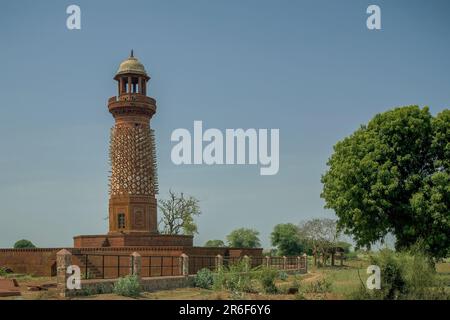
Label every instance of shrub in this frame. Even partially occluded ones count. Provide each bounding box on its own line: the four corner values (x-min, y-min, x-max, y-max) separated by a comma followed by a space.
213, 261, 254, 293
258, 267, 278, 294
13, 239, 35, 249
304, 277, 332, 294
351, 248, 450, 300
278, 271, 288, 281
113, 275, 141, 297
195, 268, 214, 289
373, 250, 407, 300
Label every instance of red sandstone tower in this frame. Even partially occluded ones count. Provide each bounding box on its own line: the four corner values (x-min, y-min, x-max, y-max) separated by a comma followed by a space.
107, 51, 159, 235
73, 52, 194, 248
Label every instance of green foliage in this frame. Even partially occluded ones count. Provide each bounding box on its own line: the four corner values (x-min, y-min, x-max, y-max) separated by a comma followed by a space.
204, 240, 226, 247
226, 228, 261, 248
298, 218, 340, 259
345, 251, 359, 260
195, 268, 215, 289
278, 270, 288, 281
158, 190, 201, 235
270, 223, 303, 256
113, 275, 141, 297
257, 267, 279, 294
351, 248, 450, 300
13, 239, 36, 249
304, 278, 332, 294
336, 241, 352, 254
0, 267, 7, 277
321, 106, 450, 258
213, 260, 255, 293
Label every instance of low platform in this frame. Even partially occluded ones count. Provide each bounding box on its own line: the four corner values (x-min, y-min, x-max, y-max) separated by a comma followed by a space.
73, 233, 193, 248
0, 278, 21, 297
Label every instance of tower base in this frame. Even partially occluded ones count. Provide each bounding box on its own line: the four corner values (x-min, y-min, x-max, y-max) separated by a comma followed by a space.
73, 233, 193, 248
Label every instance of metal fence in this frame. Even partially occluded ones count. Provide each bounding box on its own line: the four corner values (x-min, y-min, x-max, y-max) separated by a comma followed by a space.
141, 256, 181, 277
72, 253, 130, 279
73, 253, 307, 280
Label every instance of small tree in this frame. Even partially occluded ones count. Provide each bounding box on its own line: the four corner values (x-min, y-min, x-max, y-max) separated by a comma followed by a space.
13, 239, 36, 249
158, 190, 201, 235
204, 240, 226, 247
270, 223, 303, 256
226, 228, 261, 248
298, 219, 339, 266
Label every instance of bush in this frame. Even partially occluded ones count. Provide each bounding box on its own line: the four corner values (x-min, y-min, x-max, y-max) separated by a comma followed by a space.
213, 261, 254, 293
258, 267, 279, 294
278, 271, 288, 281
351, 248, 450, 300
13, 239, 35, 249
195, 268, 214, 289
113, 275, 141, 297
304, 278, 332, 294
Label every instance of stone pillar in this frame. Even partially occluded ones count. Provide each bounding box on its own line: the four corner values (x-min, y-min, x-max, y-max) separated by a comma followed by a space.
128, 76, 132, 94
56, 249, 72, 298
215, 255, 223, 272
303, 253, 308, 273
180, 254, 189, 276
265, 256, 270, 268
130, 252, 142, 280
283, 256, 287, 270
243, 255, 250, 272
297, 256, 302, 272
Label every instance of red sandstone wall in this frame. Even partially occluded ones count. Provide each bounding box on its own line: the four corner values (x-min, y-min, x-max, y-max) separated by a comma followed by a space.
0, 246, 263, 277
0, 248, 62, 276
73, 234, 193, 248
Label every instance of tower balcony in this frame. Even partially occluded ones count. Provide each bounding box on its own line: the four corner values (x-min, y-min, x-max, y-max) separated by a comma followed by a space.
108, 94, 156, 117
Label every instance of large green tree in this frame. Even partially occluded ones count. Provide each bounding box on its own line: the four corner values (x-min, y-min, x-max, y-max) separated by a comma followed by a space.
321, 106, 450, 258
226, 228, 261, 248
270, 223, 303, 256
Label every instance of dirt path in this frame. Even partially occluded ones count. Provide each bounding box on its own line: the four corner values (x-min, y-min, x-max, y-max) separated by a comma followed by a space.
299, 272, 322, 284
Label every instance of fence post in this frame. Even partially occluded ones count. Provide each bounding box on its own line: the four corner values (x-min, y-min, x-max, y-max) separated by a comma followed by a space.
130, 252, 142, 280
303, 253, 308, 273
265, 256, 270, 268
215, 254, 223, 272
56, 249, 72, 298
297, 256, 301, 272
283, 256, 287, 270
180, 254, 189, 276
243, 255, 250, 272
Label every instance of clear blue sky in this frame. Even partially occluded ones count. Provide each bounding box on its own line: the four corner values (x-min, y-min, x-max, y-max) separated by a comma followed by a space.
0, 0, 449, 248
